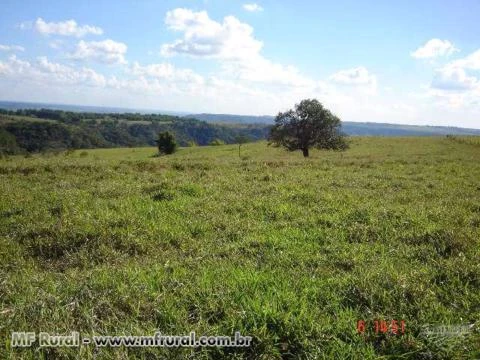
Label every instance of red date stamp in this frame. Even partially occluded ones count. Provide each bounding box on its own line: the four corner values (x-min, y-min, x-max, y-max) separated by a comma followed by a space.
357, 320, 406, 335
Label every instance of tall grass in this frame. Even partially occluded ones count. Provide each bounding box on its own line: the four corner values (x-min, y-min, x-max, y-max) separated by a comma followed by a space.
1, 137, 479, 359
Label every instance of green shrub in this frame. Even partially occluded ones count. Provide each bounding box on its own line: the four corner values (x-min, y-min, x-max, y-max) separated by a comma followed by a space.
156, 131, 177, 155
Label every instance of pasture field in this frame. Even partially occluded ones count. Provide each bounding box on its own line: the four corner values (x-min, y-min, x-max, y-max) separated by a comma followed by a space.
1, 137, 479, 359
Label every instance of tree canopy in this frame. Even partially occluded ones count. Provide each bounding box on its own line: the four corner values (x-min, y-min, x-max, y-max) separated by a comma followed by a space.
269, 99, 348, 157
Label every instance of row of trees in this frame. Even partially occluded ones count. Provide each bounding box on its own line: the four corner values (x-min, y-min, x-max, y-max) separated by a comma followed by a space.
0, 112, 269, 154
0, 108, 195, 125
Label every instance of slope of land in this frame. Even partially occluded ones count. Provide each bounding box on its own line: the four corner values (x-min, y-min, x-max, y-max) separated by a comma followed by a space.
0, 109, 269, 154
1, 137, 479, 359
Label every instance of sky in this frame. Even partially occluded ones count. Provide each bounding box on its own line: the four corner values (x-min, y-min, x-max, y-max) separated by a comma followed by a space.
0, 0, 479, 128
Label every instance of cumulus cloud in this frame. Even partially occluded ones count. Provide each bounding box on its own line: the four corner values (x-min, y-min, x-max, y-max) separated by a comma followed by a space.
70, 39, 127, 64
411, 39, 458, 59
161, 9, 319, 89
431, 66, 477, 91
161, 8, 263, 60
0, 55, 106, 87
222, 57, 317, 88
0, 56, 32, 76
0, 44, 25, 52
37, 56, 106, 86
32, 18, 103, 37
0, 54, 204, 96
243, 3, 263, 12
8, 9, 478, 127
425, 47, 480, 108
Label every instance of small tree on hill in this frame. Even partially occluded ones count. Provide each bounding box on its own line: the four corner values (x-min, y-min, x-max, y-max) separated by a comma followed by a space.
156, 131, 177, 155
269, 99, 348, 157
235, 135, 250, 157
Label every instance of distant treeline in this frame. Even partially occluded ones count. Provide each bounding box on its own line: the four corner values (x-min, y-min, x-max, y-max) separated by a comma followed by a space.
0, 109, 270, 154
190, 113, 480, 136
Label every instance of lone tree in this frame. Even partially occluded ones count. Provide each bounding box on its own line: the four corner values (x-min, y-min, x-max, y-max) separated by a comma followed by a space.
235, 135, 250, 157
156, 131, 177, 155
269, 99, 348, 157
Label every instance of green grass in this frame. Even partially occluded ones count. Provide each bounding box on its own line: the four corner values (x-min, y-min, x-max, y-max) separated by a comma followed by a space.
1, 137, 479, 359
446, 135, 480, 146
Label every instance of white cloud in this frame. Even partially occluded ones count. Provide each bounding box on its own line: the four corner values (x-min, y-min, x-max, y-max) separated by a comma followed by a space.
243, 3, 263, 12
0, 63, 8, 75
3, 9, 479, 128
0, 44, 25, 52
161, 8, 263, 60
33, 18, 103, 37
0, 55, 32, 76
161, 8, 316, 89
0, 55, 106, 87
423, 47, 480, 109
448, 49, 480, 70
411, 39, 458, 59
222, 58, 317, 88
431, 66, 477, 91
2, 53, 479, 128
70, 39, 127, 64
329, 67, 377, 95
330, 67, 375, 85
426, 87, 480, 109
130, 62, 204, 84
0, 55, 205, 95
36, 56, 106, 86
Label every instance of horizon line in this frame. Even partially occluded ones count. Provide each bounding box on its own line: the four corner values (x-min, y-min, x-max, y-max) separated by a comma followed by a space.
1, 99, 479, 131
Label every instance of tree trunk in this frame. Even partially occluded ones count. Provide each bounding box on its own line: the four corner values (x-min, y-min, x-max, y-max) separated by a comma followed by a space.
302, 148, 309, 157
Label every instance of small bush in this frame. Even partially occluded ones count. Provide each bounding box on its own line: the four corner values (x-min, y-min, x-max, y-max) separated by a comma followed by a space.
156, 131, 177, 155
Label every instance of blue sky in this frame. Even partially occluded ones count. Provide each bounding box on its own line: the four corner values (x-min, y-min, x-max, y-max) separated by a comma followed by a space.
0, 0, 479, 128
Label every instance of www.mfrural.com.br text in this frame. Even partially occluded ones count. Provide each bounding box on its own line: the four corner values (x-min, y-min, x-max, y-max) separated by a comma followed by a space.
10, 331, 252, 348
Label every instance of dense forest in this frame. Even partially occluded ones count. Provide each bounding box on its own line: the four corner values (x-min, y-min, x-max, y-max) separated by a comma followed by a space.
0, 109, 270, 154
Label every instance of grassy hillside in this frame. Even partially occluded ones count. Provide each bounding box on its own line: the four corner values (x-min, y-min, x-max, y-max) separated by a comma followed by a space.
1, 138, 479, 359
